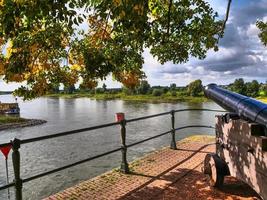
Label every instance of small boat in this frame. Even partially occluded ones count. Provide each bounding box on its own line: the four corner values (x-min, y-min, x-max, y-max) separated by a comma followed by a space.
4, 107, 20, 114
0, 103, 20, 114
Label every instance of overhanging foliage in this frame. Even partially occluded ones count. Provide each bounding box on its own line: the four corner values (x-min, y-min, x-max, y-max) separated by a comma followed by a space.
0, 0, 223, 99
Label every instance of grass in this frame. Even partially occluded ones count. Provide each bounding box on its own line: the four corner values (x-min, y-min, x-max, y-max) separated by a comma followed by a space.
0, 115, 28, 124
47, 92, 208, 103
180, 135, 215, 144
257, 96, 267, 103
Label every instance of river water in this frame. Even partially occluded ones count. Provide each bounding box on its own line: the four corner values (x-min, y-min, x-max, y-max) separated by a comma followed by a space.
0, 95, 222, 200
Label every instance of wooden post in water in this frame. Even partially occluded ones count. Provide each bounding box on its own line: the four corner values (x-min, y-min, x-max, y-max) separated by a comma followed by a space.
116, 113, 129, 174
12, 138, 22, 200
170, 110, 177, 150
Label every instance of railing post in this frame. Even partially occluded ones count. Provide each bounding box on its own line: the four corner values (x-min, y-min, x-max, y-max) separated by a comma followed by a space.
170, 110, 177, 150
12, 138, 22, 200
120, 119, 129, 173
116, 113, 129, 174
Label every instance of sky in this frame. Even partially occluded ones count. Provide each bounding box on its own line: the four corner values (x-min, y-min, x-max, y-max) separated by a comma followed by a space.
139, 0, 267, 87
1, 0, 267, 90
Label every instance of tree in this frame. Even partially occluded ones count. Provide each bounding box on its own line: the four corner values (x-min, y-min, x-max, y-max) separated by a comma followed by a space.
187, 79, 203, 96
170, 83, 176, 91
246, 80, 260, 97
49, 83, 60, 94
0, 0, 224, 99
136, 80, 151, 94
102, 83, 107, 92
257, 21, 267, 46
115, 70, 145, 91
64, 84, 76, 94
79, 77, 98, 90
230, 78, 247, 95
260, 82, 267, 96
152, 88, 163, 96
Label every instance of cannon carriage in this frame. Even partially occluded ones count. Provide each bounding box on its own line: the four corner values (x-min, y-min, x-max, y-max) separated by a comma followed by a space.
203, 84, 267, 200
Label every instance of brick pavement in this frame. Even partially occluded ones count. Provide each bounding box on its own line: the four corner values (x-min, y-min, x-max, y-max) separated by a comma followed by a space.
45, 136, 260, 200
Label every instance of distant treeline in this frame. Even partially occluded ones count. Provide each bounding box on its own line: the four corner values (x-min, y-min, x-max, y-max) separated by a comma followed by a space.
55, 78, 267, 98
50, 79, 205, 97
226, 78, 266, 97
3, 79, 267, 99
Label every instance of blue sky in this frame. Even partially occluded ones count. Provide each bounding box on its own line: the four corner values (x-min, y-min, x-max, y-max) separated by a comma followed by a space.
1, 0, 267, 90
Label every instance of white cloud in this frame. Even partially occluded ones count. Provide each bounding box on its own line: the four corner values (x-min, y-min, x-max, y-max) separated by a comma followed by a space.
246, 23, 260, 36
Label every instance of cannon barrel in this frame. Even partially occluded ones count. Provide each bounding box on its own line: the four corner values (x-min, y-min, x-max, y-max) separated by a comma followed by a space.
204, 84, 267, 127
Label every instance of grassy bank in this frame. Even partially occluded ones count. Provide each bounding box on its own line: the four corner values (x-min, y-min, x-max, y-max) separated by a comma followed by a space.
47, 92, 208, 103
46, 92, 267, 104
0, 115, 27, 124
257, 97, 267, 103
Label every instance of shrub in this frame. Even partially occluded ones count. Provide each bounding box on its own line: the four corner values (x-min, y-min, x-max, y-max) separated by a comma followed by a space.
95, 88, 104, 94
152, 89, 163, 96
246, 80, 260, 97
187, 79, 203, 96
136, 80, 151, 94
170, 90, 177, 97
163, 87, 169, 93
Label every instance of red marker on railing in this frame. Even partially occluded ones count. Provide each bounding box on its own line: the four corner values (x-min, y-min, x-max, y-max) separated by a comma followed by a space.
0, 145, 12, 200
116, 112, 125, 122
0, 145, 12, 160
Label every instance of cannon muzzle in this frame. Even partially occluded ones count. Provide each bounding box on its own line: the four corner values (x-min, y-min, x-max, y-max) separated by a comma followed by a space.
204, 84, 267, 127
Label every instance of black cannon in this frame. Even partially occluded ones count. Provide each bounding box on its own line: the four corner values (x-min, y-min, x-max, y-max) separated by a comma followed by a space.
203, 84, 267, 200
204, 83, 267, 128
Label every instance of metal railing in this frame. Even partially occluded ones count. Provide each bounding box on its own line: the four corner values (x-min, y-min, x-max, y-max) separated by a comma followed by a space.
0, 108, 225, 200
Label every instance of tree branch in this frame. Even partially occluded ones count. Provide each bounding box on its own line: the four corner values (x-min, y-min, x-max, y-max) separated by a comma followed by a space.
221, 0, 232, 36
162, 0, 172, 44
167, 0, 173, 37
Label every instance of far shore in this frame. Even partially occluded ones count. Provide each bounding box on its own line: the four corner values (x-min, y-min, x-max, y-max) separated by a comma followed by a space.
46, 93, 208, 103
46, 93, 267, 104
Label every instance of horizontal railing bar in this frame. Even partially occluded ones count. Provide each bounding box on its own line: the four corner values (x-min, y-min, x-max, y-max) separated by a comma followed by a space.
126, 111, 171, 123
175, 125, 215, 131
126, 109, 225, 123
173, 108, 226, 113
22, 147, 122, 183
127, 130, 172, 148
20, 121, 120, 145
0, 182, 15, 191
127, 125, 215, 148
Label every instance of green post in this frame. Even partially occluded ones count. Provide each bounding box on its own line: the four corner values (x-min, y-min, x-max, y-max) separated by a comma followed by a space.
170, 110, 177, 150
12, 138, 22, 200
120, 119, 129, 173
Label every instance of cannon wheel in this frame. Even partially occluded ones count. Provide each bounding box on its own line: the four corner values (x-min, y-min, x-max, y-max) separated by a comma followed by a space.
204, 154, 228, 187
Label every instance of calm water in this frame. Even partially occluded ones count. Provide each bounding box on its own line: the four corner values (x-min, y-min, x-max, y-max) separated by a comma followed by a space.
0, 95, 222, 200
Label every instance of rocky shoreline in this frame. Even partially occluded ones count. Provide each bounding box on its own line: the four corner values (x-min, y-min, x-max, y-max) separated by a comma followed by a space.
0, 119, 47, 131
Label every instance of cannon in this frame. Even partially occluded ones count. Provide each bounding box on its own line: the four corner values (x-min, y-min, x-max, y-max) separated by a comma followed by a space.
203, 84, 267, 200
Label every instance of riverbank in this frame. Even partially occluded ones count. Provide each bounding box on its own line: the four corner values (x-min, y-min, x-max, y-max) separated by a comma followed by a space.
46, 135, 259, 200
47, 93, 208, 103
47, 92, 267, 104
0, 116, 47, 131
